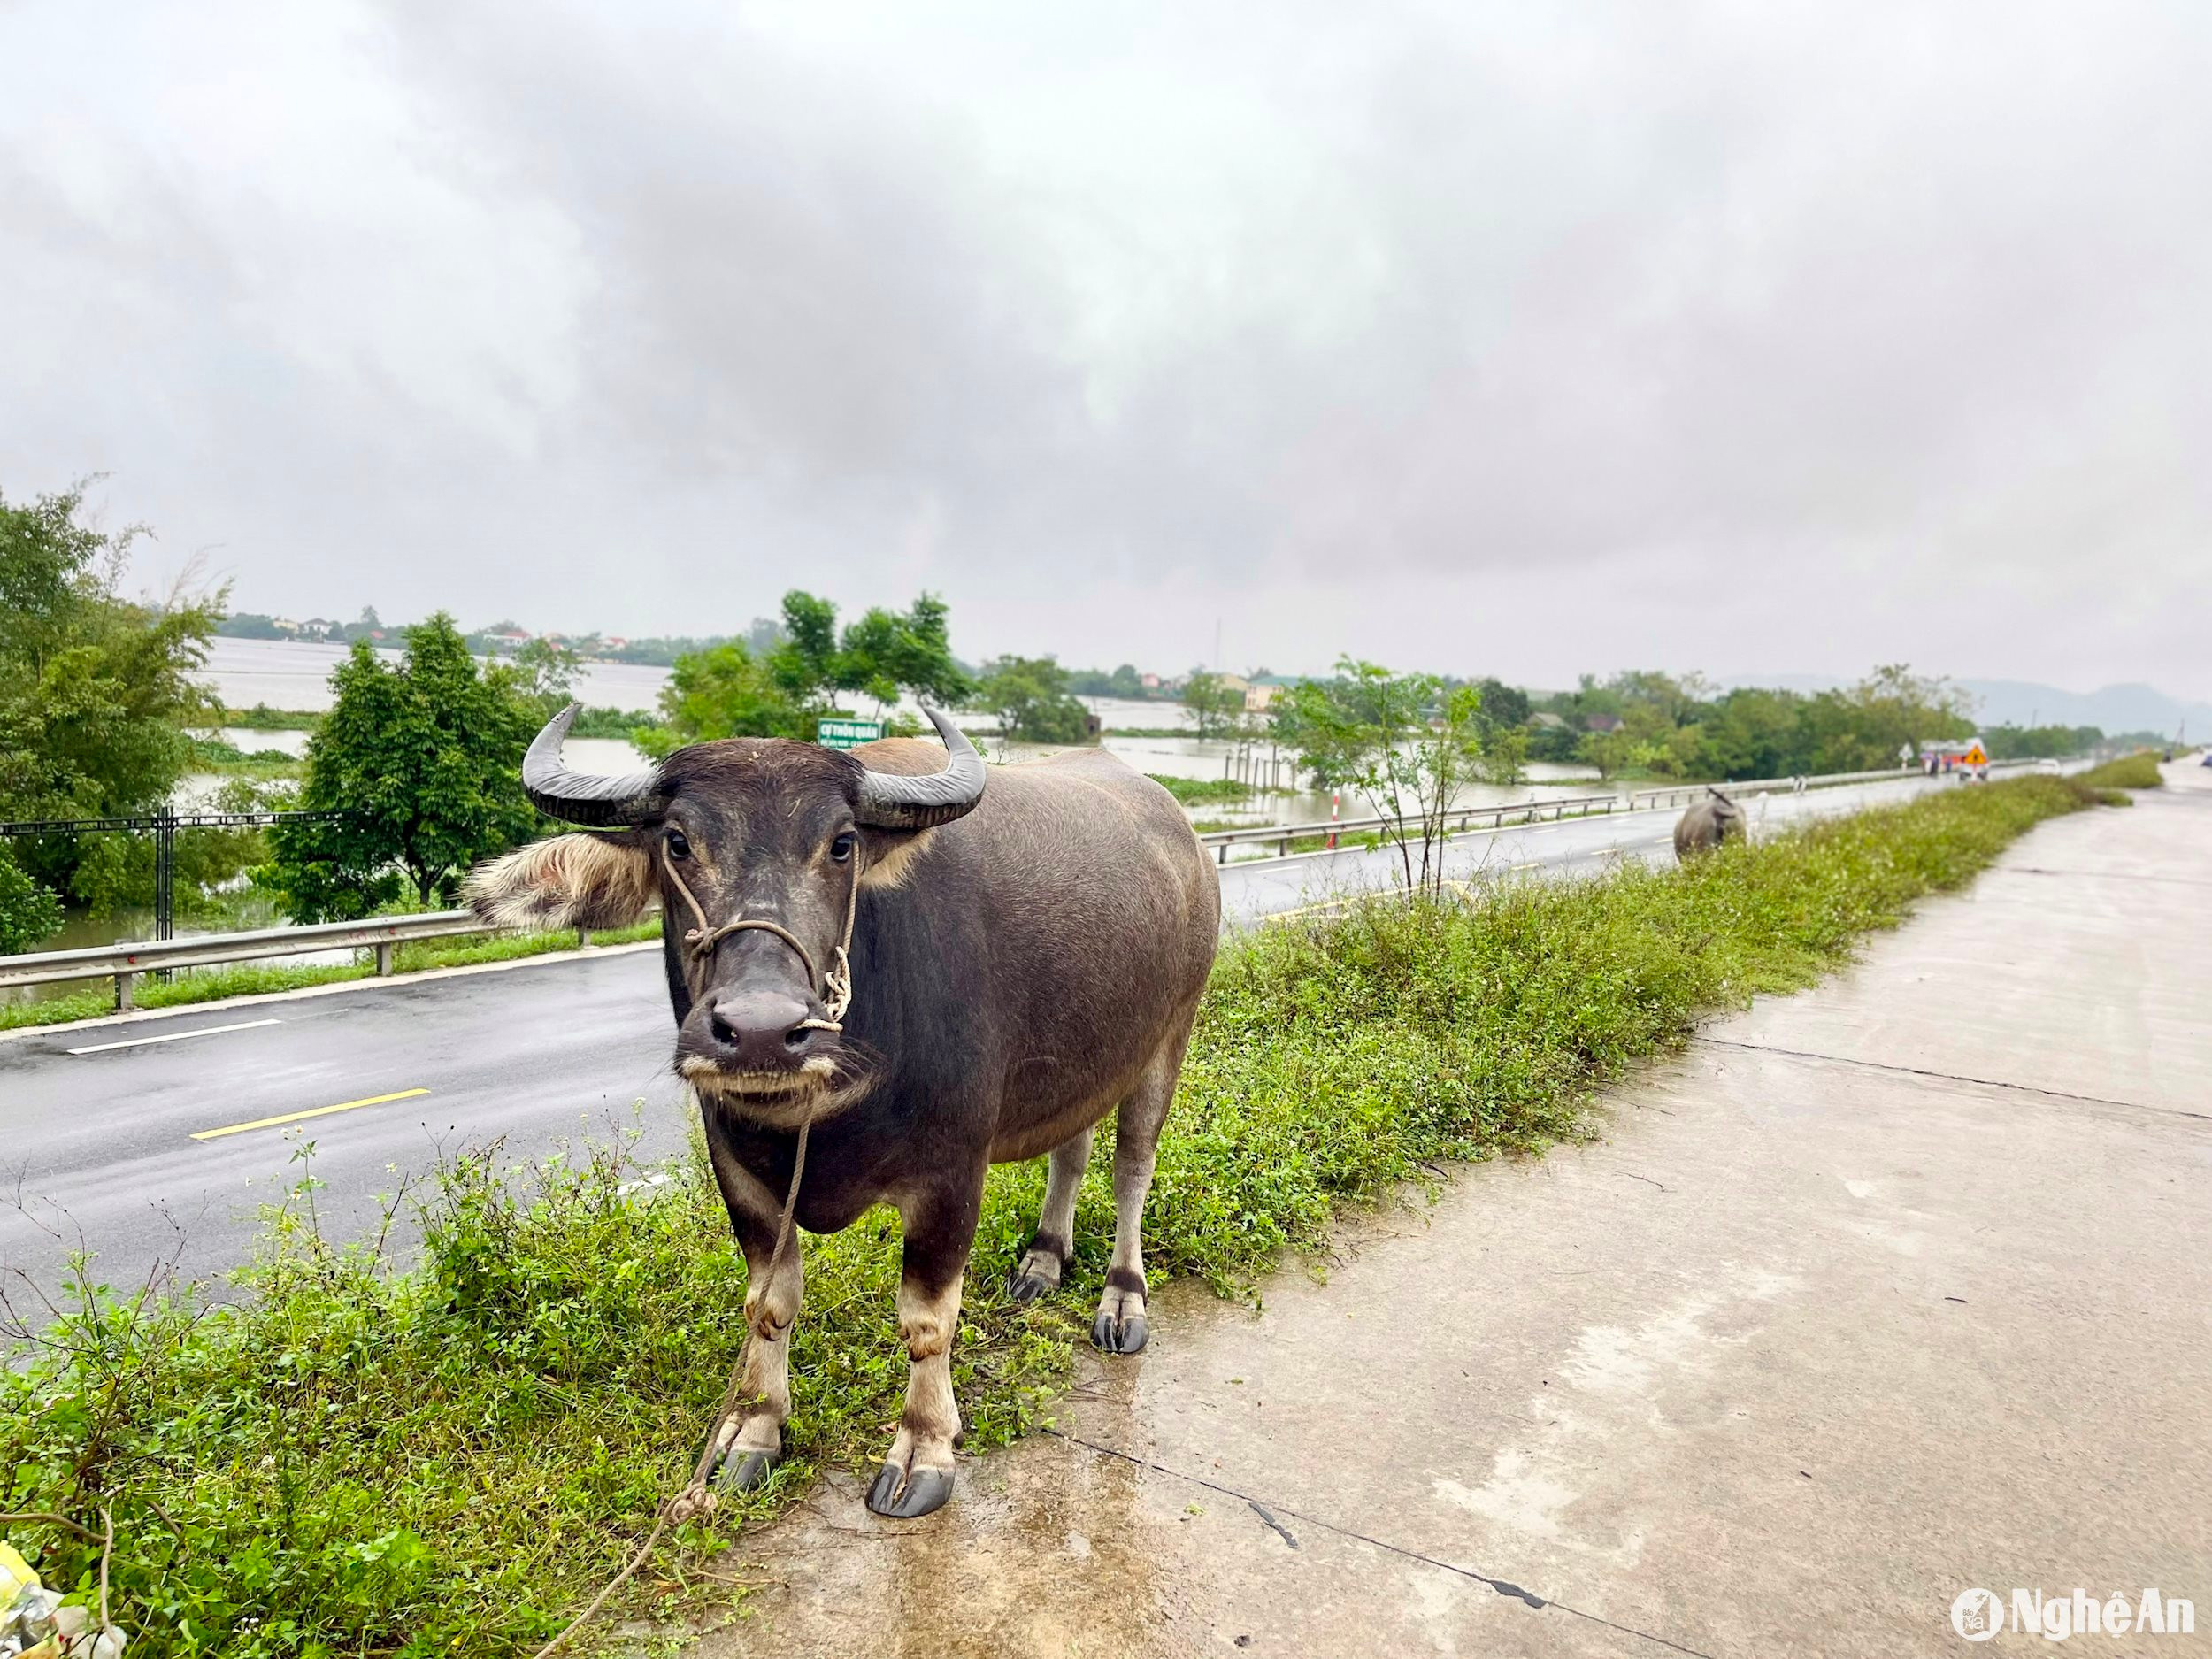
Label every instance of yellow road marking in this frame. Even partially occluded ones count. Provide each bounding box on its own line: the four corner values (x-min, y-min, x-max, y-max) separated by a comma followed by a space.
191, 1087, 430, 1142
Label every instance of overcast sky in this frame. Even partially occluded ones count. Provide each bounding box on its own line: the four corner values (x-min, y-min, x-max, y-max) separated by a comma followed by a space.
4, 1, 2208, 695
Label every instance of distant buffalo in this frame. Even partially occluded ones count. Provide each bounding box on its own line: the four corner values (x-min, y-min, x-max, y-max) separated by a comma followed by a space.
1673, 788, 1745, 859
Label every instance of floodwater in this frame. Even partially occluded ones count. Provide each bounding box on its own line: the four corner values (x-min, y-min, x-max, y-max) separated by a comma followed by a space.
196, 636, 670, 713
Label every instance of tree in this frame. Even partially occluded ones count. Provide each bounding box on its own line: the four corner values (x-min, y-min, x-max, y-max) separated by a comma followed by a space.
1701, 687, 1807, 780
0, 483, 222, 912
832, 592, 972, 712
265, 615, 538, 918
767, 589, 972, 718
1824, 664, 1973, 771
1181, 672, 1244, 740
1470, 677, 1532, 785
637, 641, 810, 756
972, 656, 1092, 744
0, 844, 63, 953
511, 636, 583, 718
1472, 677, 1531, 732
1276, 659, 1485, 894
1476, 723, 1529, 787
767, 591, 841, 704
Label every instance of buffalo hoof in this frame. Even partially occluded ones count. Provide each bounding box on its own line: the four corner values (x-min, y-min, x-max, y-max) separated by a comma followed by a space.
1006, 1265, 1054, 1305
713, 1445, 781, 1495
865, 1462, 955, 1519
1092, 1306, 1149, 1355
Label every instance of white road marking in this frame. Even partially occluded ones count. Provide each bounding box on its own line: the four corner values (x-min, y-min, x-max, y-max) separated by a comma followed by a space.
67, 1018, 282, 1056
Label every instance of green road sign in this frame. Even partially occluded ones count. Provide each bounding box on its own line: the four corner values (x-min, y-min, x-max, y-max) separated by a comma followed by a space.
817, 717, 884, 750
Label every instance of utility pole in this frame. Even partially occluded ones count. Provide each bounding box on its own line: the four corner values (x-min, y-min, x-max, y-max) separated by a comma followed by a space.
1213, 618, 1223, 672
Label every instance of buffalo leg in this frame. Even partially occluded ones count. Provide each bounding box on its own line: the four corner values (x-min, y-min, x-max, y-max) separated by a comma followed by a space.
1008, 1123, 1093, 1303
704, 1134, 803, 1494
1094, 1030, 1187, 1356
867, 1176, 983, 1518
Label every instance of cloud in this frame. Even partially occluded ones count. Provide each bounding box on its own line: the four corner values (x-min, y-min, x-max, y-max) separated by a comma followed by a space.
2, 0, 2207, 695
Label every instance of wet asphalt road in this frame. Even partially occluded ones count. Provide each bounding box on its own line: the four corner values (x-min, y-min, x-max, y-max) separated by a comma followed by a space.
0, 771, 1979, 1302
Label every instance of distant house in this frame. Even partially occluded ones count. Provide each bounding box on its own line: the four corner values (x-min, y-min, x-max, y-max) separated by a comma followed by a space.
1583, 713, 1623, 734
484, 628, 534, 650
1139, 672, 1161, 691
1243, 672, 1304, 713
298, 618, 337, 640
1530, 711, 1567, 731
601, 636, 629, 653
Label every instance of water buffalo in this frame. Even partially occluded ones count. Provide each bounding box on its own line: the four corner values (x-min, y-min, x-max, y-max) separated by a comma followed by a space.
464, 706, 1219, 1517
1672, 787, 1745, 859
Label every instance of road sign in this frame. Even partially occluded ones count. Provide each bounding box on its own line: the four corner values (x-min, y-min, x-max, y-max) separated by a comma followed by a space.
817, 717, 884, 749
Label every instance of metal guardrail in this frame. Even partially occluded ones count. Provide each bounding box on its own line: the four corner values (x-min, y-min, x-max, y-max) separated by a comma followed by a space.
1193, 792, 1629, 864
1624, 757, 2055, 811
0, 911, 493, 1008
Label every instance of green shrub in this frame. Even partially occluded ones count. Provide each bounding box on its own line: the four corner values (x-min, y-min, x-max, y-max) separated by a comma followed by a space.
2074, 751, 2162, 790
0, 841, 64, 952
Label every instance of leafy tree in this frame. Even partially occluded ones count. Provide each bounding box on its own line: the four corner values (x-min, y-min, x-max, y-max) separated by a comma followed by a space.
637, 641, 810, 756
832, 593, 972, 712
265, 616, 538, 918
1276, 659, 1485, 893
1475, 723, 1529, 787
0, 843, 63, 952
972, 656, 1092, 744
511, 636, 583, 718
1472, 677, 1531, 732
767, 591, 841, 703
767, 589, 971, 716
0, 483, 221, 911
1818, 664, 1973, 771
1181, 671, 1244, 740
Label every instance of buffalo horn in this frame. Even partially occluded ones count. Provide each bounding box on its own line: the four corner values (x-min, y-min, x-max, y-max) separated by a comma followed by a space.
855, 706, 987, 829
521, 703, 661, 826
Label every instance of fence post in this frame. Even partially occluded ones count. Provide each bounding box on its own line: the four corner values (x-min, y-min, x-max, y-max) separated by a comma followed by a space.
579, 927, 592, 949
374, 941, 395, 976
114, 971, 134, 1011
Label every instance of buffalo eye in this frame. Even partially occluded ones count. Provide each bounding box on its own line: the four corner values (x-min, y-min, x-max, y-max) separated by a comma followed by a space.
665, 827, 692, 861
830, 831, 857, 863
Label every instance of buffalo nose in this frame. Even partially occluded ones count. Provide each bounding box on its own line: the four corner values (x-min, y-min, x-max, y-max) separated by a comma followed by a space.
707, 990, 820, 1068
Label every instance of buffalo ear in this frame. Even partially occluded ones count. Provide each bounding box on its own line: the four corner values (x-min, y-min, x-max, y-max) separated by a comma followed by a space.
463, 832, 656, 931
857, 826, 936, 890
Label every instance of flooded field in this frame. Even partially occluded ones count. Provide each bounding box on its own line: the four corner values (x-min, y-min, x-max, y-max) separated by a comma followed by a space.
197, 637, 669, 712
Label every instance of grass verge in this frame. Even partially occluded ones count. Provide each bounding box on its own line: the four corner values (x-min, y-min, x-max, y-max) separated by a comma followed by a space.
0, 921, 664, 1033
0, 776, 2101, 1654
2074, 751, 2163, 790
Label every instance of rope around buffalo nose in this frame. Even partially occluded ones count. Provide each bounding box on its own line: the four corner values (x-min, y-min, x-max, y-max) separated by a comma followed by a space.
526, 844, 863, 1658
